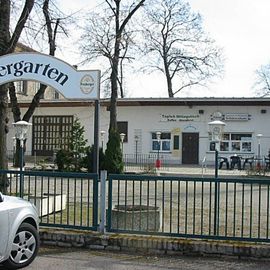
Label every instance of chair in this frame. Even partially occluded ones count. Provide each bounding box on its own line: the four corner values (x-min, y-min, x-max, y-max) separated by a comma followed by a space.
265, 157, 270, 170
219, 157, 229, 169
230, 155, 241, 170
243, 156, 254, 170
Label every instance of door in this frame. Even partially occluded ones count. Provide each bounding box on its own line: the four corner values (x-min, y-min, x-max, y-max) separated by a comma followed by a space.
182, 133, 199, 164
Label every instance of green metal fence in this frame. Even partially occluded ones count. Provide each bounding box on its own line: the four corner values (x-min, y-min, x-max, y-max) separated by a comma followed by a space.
2, 169, 270, 243
0, 170, 99, 231
107, 174, 270, 242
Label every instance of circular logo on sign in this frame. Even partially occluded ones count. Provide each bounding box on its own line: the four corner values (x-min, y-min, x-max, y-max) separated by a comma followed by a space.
80, 74, 95, 94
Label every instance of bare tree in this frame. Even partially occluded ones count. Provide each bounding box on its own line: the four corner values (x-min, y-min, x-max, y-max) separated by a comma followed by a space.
81, 12, 134, 99
0, 0, 34, 191
8, 0, 69, 166
254, 64, 270, 97
142, 0, 223, 97
81, 0, 145, 173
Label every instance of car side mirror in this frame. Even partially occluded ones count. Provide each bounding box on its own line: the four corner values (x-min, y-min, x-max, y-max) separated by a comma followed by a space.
0, 192, 3, 202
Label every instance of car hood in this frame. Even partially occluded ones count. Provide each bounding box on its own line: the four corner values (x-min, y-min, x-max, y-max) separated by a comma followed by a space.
3, 195, 38, 216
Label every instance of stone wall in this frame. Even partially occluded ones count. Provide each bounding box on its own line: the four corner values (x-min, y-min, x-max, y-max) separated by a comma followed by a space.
40, 229, 270, 258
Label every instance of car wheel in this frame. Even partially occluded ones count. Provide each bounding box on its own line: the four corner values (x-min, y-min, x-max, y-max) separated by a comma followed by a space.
3, 222, 39, 269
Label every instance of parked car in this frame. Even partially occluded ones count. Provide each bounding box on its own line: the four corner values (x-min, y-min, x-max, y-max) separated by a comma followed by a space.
0, 192, 39, 269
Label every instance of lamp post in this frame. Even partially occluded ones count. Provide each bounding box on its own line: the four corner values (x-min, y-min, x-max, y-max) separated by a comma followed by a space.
256, 133, 263, 168
12, 137, 16, 167
208, 120, 226, 235
100, 130, 105, 151
135, 135, 139, 164
155, 131, 161, 169
120, 133, 125, 154
13, 120, 32, 198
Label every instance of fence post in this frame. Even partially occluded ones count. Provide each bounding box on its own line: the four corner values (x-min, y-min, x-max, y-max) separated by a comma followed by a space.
99, 170, 107, 233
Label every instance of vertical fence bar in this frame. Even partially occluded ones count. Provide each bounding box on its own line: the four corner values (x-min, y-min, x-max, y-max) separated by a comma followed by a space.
124, 179, 128, 229
225, 182, 228, 237
147, 179, 150, 231
177, 180, 181, 234
193, 181, 196, 235
80, 177, 83, 226
201, 181, 204, 235
249, 183, 253, 238
185, 182, 188, 234
258, 184, 262, 239
209, 181, 212, 235
214, 149, 218, 235
132, 179, 135, 230
241, 183, 245, 238
267, 185, 270, 239
169, 180, 173, 233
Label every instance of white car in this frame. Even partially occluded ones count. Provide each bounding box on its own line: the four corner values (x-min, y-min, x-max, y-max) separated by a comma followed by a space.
0, 192, 39, 269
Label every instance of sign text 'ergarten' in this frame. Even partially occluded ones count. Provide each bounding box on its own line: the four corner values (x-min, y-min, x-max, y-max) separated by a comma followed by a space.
0, 53, 100, 99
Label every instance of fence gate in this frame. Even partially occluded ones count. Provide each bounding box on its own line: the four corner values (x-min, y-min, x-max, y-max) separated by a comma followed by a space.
1, 169, 99, 231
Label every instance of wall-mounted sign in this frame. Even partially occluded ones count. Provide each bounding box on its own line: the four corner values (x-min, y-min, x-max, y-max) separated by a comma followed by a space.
160, 114, 200, 122
224, 113, 250, 121
0, 52, 100, 99
211, 111, 224, 120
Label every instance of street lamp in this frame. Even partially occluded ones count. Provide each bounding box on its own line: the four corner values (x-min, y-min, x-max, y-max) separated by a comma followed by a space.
12, 137, 16, 167
208, 120, 226, 176
134, 135, 139, 164
100, 130, 105, 151
256, 133, 263, 168
208, 120, 225, 235
155, 131, 161, 169
13, 120, 32, 197
120, 133, 125, 154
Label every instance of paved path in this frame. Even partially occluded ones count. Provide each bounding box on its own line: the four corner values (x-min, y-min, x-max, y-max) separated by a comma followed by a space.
3, 246, 270, 270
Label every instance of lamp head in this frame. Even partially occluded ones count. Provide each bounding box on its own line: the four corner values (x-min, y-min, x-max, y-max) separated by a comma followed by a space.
156, 131, 161, 141
120, 133, 125, 142
13, 121, 32, 141
208, 120, 226, 142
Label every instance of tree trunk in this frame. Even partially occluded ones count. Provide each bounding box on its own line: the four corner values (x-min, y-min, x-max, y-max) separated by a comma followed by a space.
0, 0, 34, 190
109, 56, 119, 132
0, 0, 11, 192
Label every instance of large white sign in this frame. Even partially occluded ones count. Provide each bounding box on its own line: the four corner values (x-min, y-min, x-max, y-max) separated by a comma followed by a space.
0, 52, 100, 99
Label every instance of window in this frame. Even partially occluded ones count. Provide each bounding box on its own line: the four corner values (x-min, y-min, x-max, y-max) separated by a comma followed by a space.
32, 115, 73, 156
173, 135, 180, 150
15, 81, 27, 95
117, 121, 128, 142
33, 82, 40, 93
209, 133, 252, 153
54, 90, 60, 99
152, 132, 171, 152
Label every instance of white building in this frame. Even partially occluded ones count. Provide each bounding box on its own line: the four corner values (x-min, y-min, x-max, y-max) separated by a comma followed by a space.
7, 97, 270, 166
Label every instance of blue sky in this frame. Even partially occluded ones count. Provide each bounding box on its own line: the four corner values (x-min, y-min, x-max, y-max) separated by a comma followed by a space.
59, 0, 270, 98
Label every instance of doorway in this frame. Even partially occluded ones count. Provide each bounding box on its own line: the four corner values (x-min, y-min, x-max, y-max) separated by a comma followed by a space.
182, 133, 199, 164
